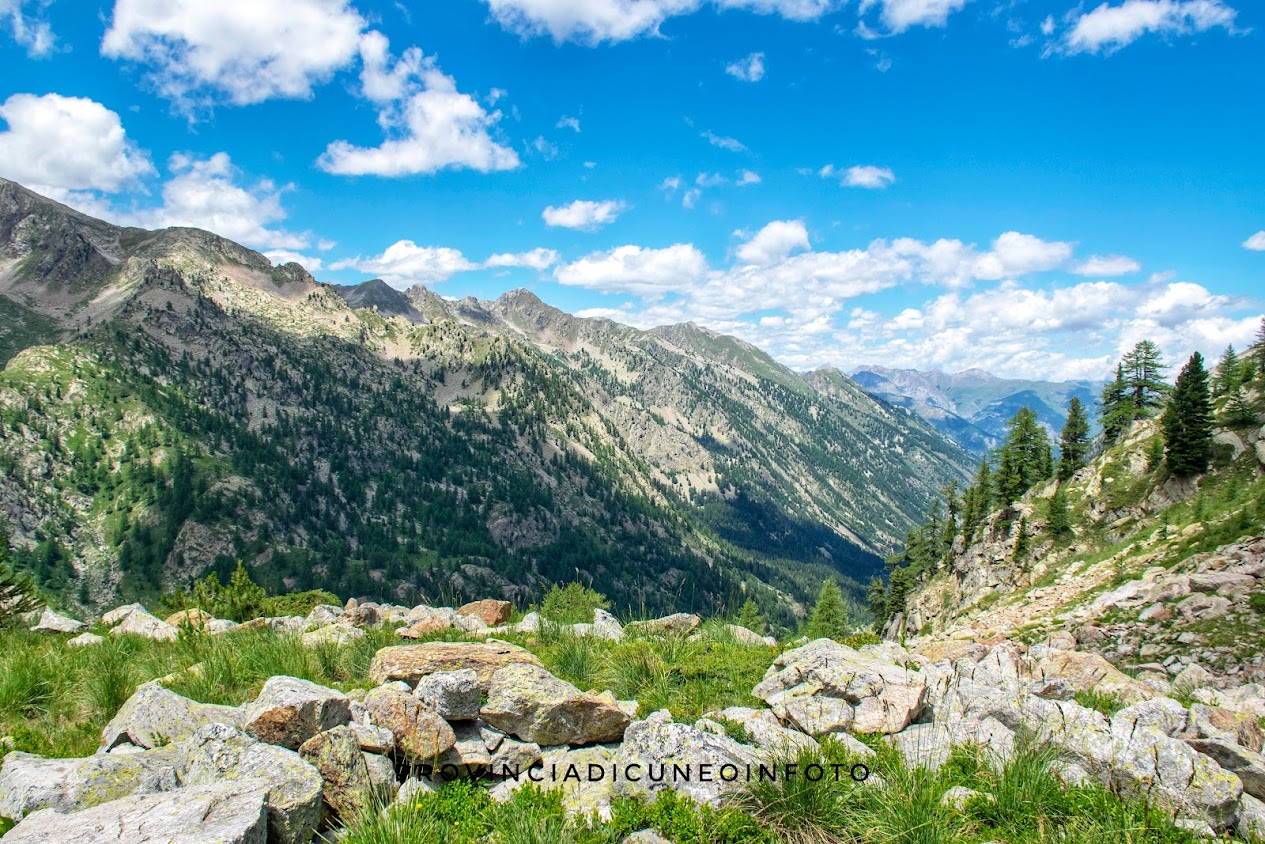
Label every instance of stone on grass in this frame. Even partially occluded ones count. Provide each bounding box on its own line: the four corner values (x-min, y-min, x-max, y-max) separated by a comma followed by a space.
100, 682, 244, 751
398, 616, 452, 638
66, 632, 103, 648
713, 706, 818, 754
110, 608, 179, 642
626, 614, 701, 637
726, 624, 776, 647
243, 676, 351, 750
164, 609, 213, 631
29, 608, 85, 635
414, 669, 481, 721
369, 641, 543, 689
481, 663, 631, 746
614, 710, 760, 808
593, 609, 625, 641
457, 600, 513, 626
301, 624, 365, 647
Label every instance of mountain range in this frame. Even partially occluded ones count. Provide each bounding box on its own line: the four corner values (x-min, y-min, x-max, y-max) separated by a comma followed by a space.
849, 365, 1102, 455
0, 178, 975, 622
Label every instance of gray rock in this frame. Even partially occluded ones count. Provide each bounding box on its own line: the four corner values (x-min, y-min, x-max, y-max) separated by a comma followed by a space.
1238, 793, 1265, 841
207, 618, 239, 635
772, 696, 855, 737
101, 682, 244, 750
305, 604, 344, 630
301, 624, 365, 647
489, 734, 542, 775
623, 831, 674, 844
491, 743, 620, 819
394, 775, 438, 807
298, 726, 373, 822
614, 710, 761, 808
348, 720, 394, 755
626, 613, 701, 637
828, 731, 877, 759
414, 669, 481, 721
2, 782, 269, 844
29, 608, 85, 634
100, 604, 146, 627
66, 632, 103, 648
110, 609, 179, 642
1185, 738, 1265, 801
0, 748, 182, 820
178, 723, 323, 844
1112, 697, 1188, 737
363, 752, 399, 801
482, 663, 631, 746
1174, 664, 1217, 693
714, 706, 818, 753
941, 785, 987, 811
593, 609, 625, 641
361, 686, 457, 762
243, 676, 351, 750
725, 624, 776, 647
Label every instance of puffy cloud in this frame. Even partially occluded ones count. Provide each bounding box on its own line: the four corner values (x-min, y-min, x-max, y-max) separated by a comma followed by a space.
555, 244, 709, 295
1244, 231, 1265, 251
971, 231, 1074, 280
483, 0, 835, 44
702, 130, 747, 152
858, 0, 972, 33
1073, 254, 1142, 276
737, 170, 762, 185
735, 220, 811, 266
842, 164, 896, 189
1, 0, 54, 55
265, 250, 324, 272
484, 248, 560, 270
556, 115, 581, 132
0, 93, 155, 197
542, 199, 628, 231
725, 51, 765, 81
332, 241, 475, 288
318, 34, 519, 177
101, 0, 365, 107
124, 152, 309, 250
1059, 0, 1238, 55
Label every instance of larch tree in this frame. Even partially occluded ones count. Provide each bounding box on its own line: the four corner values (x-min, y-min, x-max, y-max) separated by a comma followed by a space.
1162, 352, 1213, 478
1057, 397, 1091, 480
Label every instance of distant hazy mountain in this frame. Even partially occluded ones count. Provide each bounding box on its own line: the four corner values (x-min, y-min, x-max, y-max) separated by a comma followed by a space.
849, 366, 1101, 456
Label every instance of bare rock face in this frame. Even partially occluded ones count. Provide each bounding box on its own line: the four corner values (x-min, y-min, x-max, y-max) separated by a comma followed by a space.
242, 676, 351, 750
1, 782, 269, 844
177, 723, 323, 844
0, 748, 180, 820
614, 710, 761, 808
457, 600, 513, 626
1030, 648, 1156, 705
368, 641, 543, 689
100, 682, 245, 751
481, 663, 631, 747
625, 613, 701, 637
361, 687, 456, 763
298, 726, 373, 822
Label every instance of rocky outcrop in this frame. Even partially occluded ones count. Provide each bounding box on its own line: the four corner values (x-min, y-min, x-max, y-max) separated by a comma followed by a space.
614, 710, 761, 808
368, 641, 543, 688
29, 608, 85, 634
482, 664, 631, 746
361, 687, 457, 763
101, 683, 244, 750
0, 748, 180, 820
457, 599, 512, 626
242, 677, 351, 750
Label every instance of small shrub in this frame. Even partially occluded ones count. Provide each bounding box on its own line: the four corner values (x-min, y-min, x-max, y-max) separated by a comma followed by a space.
842, 631, 880, 649
1075, 688, 1126, 717
735, 746, 859, 844
262, 589, 340, 618
1249, 591, 1265, 614
713, 716, 752, 745
538, 582, 611, 625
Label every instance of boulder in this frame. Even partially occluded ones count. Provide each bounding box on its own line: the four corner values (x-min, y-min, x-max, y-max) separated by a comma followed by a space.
489, 734, 542, 774
300, 624, 365, 647
1, 782, 269, 844
178, 723, 323, 844
66, 632, 103, 648
361, 687, 456, 763
1239, 794, 1265, 842
941, 785, 987, 811
164, 609, 213, 631
100, 604, 146, 627
101, 682, 244, 750
304, 605, 344, 630
626, 613, 701, 637
436, 721, 493, 776
754, 639, 927, 735
414, 669, 481, 721
0, 748, 182, 820
726, 624, 776, 647
298, 726, 373, 822
243, 676, 351, 750
29, 608, 85, 635
1174, 664, 1217, 693
110, 608, 179, 642
1031, 649, 1155, 705
1186, 704, 1264, 752
624, 831, 673, 844
457, 600, 513, 626
773, 696, 855, 737
362, 752, 398, 801
369, 641, 543, 689
207, 619, 240, 635
491, 743, 620, 819
1185, 739, 1265, 801
1188, 572, 1255, 596
711, 707, 818, 754
593, 609, 625, 641
614, 710, 761, 808
397, 616, 452, 638
348, 721, 395, 755
481, 663, 631, 746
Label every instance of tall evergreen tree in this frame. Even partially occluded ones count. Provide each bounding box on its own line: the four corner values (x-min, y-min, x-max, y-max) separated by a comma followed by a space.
1214, 346, 1242, 397
1222, 387, 1257, 429
1162, 352, 1213, 478
1255, 318, 1265, 373
1122, 340, 1168, 411
865, 576, 888, 629
995, 407, 1054, 504
1046, 486, 1072, 537
0, 532, 40, 629
1057, 397, 1091, 480
961, 459, 993, 538
805, 578, 849, 641
1099, 363, 1133, 444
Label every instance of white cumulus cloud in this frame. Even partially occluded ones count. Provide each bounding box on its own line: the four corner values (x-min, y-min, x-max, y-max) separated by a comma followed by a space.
542, 199, 628, 231
1060, 0, 1239, 55
332, 241, 476, 288
1, 0, 54, 55
1073, 254, 1142, 276
702, 130, 747, 152
735, 220, 811, 266
484, 248, 561, 270
841, 165, 896, 189
1244, 231, 1265, 251
0, 93, 155, 198
858, 0, 972, 34
318, 34, 519, 177
555, 244, 709, 295
725, 52, 766, 81
101, 0, 366, 107
265, 250, 324, 272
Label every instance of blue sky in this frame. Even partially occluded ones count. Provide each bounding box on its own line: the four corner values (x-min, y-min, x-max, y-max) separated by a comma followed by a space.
2, 0, 1262, 381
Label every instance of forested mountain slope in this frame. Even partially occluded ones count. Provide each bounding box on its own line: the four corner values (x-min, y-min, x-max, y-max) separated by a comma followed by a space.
0, 178, 973, 621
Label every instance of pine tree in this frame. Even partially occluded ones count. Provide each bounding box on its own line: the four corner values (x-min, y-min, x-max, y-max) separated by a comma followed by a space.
0, 532, 40, 628
1046, 486, 1072, 537
1214, 346, 1242, 397
1057, 397, 1091, 481
1099, 363, 1132, 444
1222, 387, 1257, 429
1255, 318, 1265, 374
734, 598, 765, 634
1122, 340, 1168, 411
961, 459, 994, 538
1162, 352, 1213, 478
865, 575, 888, 628
995, 407, 1054, 504
805, 578, 849, 641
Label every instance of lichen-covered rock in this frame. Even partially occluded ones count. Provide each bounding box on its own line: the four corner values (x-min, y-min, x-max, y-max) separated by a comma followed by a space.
305, 605, 343, 630
397, 616, 452, 638
300, 624, 365, 647
2, 782, 269, 844
243, 676, 351, 750
110, 608, 179, 642
298, 726, 373, 822
771, 696, 854, 737
1185, 738, 1265, 801
363, 752, 399, 800
614, 710, 761, 808
712, 707, 818, 754
349, 720, 394, 755
178, 723, 323, 844
1239, 793, 1265, 841
414, 669, 481, 721
164, 609, 213, 631
593, 610, 625, 641
1185, 704, 1264, 753
491, 744, 621, 819
101, 682, 244, 751
436, 721, 493, 776
0, 747, 184, 821
362, 687, 456, 763
481, 663, 631, 746
0, 753, 78, 819
29, 608, 85, 634
100, 604, 146, 627
66, 632, 103, 648
625, 614, 701, 637
457, 600, 513, 626
369, 641, 543, 689
1031, 649, 1155, 705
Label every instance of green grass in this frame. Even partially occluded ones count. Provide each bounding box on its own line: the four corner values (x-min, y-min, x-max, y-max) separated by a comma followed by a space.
1074, 689, 1127, 717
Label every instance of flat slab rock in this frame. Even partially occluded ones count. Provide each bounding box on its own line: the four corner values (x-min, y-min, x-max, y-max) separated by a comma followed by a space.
368, 641, 543, 688
3, 781, 269, 844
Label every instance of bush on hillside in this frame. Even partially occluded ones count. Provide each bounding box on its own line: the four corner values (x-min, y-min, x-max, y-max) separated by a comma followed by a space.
537, 581, 610, 625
